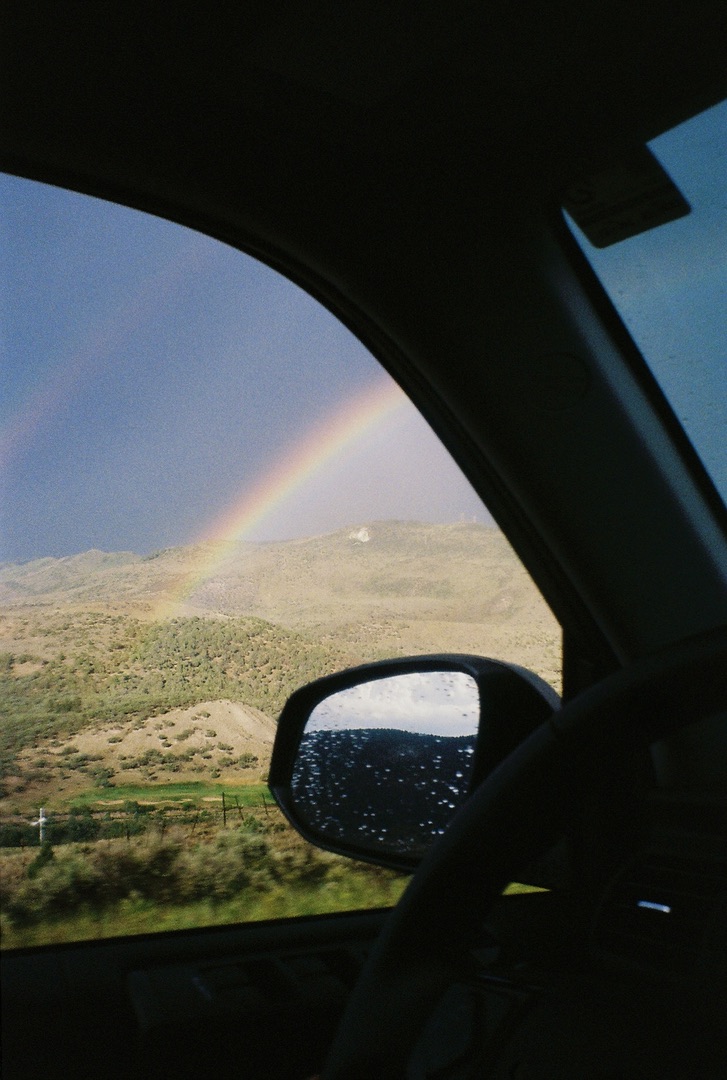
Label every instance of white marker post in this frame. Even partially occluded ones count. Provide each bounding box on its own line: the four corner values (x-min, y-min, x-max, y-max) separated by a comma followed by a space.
31, 807, 48, 845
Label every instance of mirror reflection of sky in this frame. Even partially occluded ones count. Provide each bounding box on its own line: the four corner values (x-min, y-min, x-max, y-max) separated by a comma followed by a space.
306, 671, 479, 736
0, 176, 489, 563
566, 99, 727, 505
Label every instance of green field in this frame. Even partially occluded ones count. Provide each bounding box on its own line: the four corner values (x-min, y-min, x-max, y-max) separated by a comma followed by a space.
67, 781, 271, 807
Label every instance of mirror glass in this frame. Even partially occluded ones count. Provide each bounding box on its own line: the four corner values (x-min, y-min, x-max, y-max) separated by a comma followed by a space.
290, 671, 479, 861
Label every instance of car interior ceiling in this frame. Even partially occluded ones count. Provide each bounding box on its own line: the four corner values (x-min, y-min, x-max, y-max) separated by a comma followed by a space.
2, 3, 727, 1079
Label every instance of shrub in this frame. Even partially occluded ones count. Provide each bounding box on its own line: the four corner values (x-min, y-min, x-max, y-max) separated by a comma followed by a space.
60, 810, 101, 843
176, 829, 276, 901
6, 851, 108, 923
90, 766, 115, 787
272, 840, 333, 888
0, 823, 37, 848
99, 818, 145, 839
0, 818, 387, 930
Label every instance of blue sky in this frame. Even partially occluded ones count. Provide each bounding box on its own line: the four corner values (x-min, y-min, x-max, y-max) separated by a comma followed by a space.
1, 177, 489, 562
569, 99, 727, 502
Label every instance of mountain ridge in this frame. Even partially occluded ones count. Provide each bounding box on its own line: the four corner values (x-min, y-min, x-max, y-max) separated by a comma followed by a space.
0, 520, 545, 626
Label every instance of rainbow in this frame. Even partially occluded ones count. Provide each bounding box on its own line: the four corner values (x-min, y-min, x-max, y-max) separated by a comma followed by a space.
155, 378, 408, 619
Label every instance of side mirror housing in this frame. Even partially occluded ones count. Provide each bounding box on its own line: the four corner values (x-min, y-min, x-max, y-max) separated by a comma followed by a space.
269, 655, 558, 871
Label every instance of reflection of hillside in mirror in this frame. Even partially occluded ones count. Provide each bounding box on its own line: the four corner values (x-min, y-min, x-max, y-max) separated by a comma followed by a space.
291, 671, 478, 859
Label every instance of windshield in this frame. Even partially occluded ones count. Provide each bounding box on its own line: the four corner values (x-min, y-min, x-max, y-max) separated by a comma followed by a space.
564, 99, 727, 512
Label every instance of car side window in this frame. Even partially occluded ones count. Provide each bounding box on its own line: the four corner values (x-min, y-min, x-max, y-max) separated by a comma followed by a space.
0, 176, 560, 948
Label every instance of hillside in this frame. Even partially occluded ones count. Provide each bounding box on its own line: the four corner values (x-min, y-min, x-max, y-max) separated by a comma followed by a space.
0, 522, 538, 623
1, 522, 557, 654
0, 522, 560, 811
0, 615, 356, 803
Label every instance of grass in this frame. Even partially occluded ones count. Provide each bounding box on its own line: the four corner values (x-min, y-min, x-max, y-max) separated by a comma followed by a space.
0, 872, 545, 950
67, 781, 270, 807
0, 877, 409, 949
0, 828, 409, 949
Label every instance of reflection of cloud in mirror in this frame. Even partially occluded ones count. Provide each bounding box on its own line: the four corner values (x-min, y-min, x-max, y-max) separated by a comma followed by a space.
307, 671, 478, 736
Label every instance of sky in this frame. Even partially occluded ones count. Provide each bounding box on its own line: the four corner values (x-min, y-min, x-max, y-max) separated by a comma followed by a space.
567, 99, 727, 502
306, 670, 479, 737
2, 99, 724, 565
1, 177, 490, 563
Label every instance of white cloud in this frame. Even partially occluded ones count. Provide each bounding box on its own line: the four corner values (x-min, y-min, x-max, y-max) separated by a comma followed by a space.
307, 670, 479, 736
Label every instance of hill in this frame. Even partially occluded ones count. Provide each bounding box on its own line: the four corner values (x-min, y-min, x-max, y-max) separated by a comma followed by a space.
1, 521, 557, 653
0, 522, 559, 810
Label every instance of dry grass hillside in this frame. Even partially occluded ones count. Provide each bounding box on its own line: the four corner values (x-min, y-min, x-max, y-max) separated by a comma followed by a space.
0, 522, 560, 812
1, 521, 559, 671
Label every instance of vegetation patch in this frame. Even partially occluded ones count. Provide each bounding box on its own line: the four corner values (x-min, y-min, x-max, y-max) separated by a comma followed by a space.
67, 781, 270, 806
0, 821, 408, 948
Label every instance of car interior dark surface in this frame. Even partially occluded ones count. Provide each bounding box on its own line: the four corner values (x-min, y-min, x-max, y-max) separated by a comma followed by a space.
2, 4, 727, 1079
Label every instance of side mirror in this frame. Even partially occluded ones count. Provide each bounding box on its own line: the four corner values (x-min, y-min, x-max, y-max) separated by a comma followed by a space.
269, 655, 559, 871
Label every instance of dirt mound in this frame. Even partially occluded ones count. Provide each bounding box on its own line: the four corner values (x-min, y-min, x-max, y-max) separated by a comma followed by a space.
73, 699, 274, 763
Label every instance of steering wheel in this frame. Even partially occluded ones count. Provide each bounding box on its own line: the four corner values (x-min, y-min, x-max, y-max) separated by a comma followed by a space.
320, 628, 727, 1080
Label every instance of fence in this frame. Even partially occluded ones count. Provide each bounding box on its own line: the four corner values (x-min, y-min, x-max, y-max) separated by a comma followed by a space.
0, 792, 277, 848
